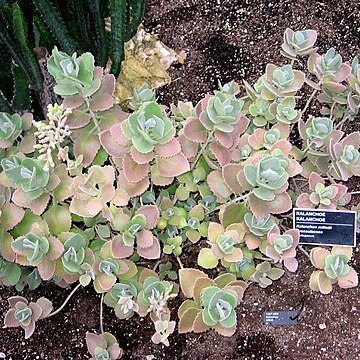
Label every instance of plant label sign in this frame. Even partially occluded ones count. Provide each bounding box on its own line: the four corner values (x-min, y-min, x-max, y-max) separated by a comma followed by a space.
263, 311, 298, 326
293, 208, 357, 247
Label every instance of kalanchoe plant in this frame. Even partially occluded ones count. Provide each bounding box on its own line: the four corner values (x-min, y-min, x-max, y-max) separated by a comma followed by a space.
296, 172, 350, 209
4, 296, 53, 339
281, 28, 318, 60
261, 64, 305, 100
309, 247, 358, 294
250, 261, 285, 288
261, 226, 299, 272
11, 225, 64, 280
2, 28, 360, 352
86, 332, 122, 360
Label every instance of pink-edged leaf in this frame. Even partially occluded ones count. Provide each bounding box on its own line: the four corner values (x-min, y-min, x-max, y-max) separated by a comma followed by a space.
136, 205, 159, 229
37, 258, 56, 280
0, 231, 15, 261
62, 95, 84, 109
48, 236, 65, 261
183, 117, 207, 143
156, 152, 190, 177
4, 309, 19, 327
284, 257, 298, 272
248, 192, 292, 219
209, 142, 231, 166
137, 229, 154, 248
270, 139, 292, 155
118, 170, 149, 197
207, 170, 231, 202
86, 333, 107, 355
178, 133, 199, 159
155, 138, 181, 158
111, 235, 134, 259
36, 297, 53, 318
99, 128, 126, 158
66, 109, 91, 129
12, 190, 50, 216
295, 193, 313, 208
19, 130, 36, 154
337, 267, 358, 289
0, 203, 25, 230
244, 233, 262, 250
137, 236, 160, 259
123, 153, 150, 183
53, 164, 74, 202
222, 164, 243, 195
130, 146, 154, 164
179, 268, 208, 298
215, 130, 234, 149
208, 222, 224, 243
73, 131, 101, 167
112, 188, 130, 207
310, 247, 330, 269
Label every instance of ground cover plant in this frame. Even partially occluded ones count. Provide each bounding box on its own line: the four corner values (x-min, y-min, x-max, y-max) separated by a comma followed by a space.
0, 28, 359, 358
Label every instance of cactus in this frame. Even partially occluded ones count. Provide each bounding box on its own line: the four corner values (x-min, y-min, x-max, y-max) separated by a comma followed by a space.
0, 0, 147, 114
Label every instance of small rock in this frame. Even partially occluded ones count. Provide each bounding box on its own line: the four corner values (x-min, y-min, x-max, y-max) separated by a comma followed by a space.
319, 323, 326, 330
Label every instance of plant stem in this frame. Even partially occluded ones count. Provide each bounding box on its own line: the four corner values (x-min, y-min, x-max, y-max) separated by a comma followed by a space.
100, 293, 104, 334
302, 89, 318, 115
329, 102, 336, 121
349, 191, 360, 195
298, 245, 310, 259
190, 129, 214, 170
334, 115, 350, 131
46, 283, 82, 318
205, 192, 250, 216
84, 98, 101, 133
176, 256, 184, 269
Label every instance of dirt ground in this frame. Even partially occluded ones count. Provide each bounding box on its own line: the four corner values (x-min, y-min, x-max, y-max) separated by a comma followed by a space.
1, 0, 360, 359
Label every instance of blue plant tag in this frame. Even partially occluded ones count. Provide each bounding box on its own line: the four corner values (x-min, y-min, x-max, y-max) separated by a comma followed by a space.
263, 311, 298, 326
293, 208, 356, 247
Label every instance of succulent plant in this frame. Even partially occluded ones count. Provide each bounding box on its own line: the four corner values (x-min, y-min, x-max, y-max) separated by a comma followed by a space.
261, 64, 305, 100
296, 172, 350, 209
111, 205, 161, 260
270, 97, 300, 124
151, 320, 176, 346
178, 269, 246, 336
243, 213, 276, 237
170, 101, 196, 122
163, 236, 183, 256
244, 150, 290, 201
1, 157, 50, 200
0, 113, 24, 148
86, 332, 122, 360
4, 296, 52, 339
56, 232, 95, 283
281, 28, 318, 60
329, 132, 360, 180
201, 286, 238, 329
200, 92, 243, 133
47, 47, 95, 95
248, 98, 275, 127
104, 280, 140, 319
263, 226, 299, 272
128, 84, 156, 110
248, 124, 290, 150
250, 261, 284, 288
137, 275, 177, 319
308, 48, 351, 85
122, 101, 174, 154
310, 247, 358, 294
70, 166, 116, 218
198, 222, 243, 269
12, 226, 64, 280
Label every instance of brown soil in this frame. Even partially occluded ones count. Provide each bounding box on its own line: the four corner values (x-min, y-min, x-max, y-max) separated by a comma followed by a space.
1, 1, 360, 359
